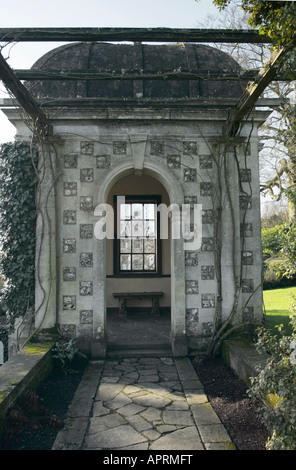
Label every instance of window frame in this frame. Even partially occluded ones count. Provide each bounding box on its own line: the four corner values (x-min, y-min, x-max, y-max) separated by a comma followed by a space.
113, 195, 162, 277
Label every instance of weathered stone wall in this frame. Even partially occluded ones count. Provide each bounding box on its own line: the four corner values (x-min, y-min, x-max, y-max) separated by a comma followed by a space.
1, 104, 267, 357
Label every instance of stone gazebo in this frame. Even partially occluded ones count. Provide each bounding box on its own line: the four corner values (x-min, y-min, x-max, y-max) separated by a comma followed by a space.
0, 36, 272, 358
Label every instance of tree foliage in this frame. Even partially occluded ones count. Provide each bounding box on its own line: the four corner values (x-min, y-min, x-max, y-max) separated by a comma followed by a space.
0, 141, 38, 329
213, 0, 296, 47
248, 311, 296, 450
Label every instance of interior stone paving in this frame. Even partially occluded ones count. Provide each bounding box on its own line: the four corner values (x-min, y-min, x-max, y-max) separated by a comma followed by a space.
52, 357, 235, 451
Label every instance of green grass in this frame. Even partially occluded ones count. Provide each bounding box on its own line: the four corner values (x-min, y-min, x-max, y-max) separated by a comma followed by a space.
263, 286, 296, 334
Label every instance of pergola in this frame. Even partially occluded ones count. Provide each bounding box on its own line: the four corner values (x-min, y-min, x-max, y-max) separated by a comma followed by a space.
0, 27, 293, 138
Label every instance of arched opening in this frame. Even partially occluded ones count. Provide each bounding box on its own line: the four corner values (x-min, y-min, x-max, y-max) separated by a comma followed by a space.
105, 173, 171, 351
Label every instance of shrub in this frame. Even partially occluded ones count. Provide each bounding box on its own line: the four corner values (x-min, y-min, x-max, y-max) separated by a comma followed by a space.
52, 339, 87, 370
248, 303, 296, 450
261, 224, 286, 256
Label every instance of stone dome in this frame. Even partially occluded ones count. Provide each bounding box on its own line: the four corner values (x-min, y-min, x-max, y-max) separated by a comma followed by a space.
27, 42, 245, 101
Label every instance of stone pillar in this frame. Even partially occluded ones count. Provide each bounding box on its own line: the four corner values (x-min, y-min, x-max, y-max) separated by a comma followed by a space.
170, 230, 188, 357
219, 145, 241, 323
91, 238, 107, 358
34, 143, 57, 330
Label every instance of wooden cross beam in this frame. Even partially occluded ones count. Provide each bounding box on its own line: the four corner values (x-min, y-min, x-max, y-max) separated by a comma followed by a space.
0, 52, 51, 136
223, 46, 290, 138
0, 27, 272, 44
12, 69, 258, 81
12, 69, 296, 82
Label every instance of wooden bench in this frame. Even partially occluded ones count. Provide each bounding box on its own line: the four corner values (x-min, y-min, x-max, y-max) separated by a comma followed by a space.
113, 292, 164, 316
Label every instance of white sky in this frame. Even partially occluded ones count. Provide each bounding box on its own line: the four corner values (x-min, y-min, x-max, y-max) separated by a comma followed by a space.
0, 0, 219, 142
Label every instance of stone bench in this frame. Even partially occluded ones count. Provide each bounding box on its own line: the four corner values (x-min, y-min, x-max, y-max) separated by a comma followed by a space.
113, 291, 164, 316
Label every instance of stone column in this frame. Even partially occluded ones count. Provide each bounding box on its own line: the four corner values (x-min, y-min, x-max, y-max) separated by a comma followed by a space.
91, 238, 107, 358
170, 225, 188, 357
34, 142, 57, 330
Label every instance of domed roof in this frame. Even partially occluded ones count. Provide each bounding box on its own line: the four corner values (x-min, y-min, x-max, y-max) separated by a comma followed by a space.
27, 42, 245, 101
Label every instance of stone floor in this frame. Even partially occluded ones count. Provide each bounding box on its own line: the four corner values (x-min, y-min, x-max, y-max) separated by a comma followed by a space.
106, 311, 171, 347
52, 356, 235, 451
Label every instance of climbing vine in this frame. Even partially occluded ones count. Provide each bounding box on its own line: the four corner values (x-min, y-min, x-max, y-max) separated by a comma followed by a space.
0, 141, 38, 330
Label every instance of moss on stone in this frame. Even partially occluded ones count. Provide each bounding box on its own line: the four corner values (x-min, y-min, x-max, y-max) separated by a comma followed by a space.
23, 342, 54, 356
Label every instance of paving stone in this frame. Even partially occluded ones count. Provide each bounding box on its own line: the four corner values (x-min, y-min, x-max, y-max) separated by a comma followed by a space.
52, 417, 89, 450
118, 377, 137, 384
114, 364, 136, 372
191, 403, 222, 425
181, 379, 204, 391
139, 368, 158, 376
123, 385, 142, 395
101, 376, 120, 383
138, 375, 159, 382
166, 400, 189, 411
197, 423, 232, 444
117, 403, 146, 416
205, 442, 236, 450
113, 442, 149, 450
95, 383, 125, 401
84, 424, 148, 449
92, 400, 110, 417
160, 372, 179, 381
163, 410, 195, 426
185, 391, 208, 405
101, 369, 122, 377
143, 429, 161, 441
150, 426, 204, 450
133, 392, 171, 408
159, 381, 183, 392
88, 414, 126, 434
105, 392, 133, 410
138, 382, 171, 396
156, 424, 177, 433
158, 365, 177, 373
164, 391, 186, 402
125, 414, 153, 432
140, 406, 162, 423
124, 372, 139, 380
139, 358, 162, 365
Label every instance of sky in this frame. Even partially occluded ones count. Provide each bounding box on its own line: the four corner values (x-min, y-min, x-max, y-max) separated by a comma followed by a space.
0, 0, 219, 142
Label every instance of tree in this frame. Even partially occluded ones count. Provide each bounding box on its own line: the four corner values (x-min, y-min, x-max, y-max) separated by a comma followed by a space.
210, 1, 296, 219
213, 0, 296, 47
197, 1, 295, 218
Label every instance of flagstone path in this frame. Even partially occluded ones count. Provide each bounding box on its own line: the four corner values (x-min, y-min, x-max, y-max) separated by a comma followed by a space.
52, 356, 235, 451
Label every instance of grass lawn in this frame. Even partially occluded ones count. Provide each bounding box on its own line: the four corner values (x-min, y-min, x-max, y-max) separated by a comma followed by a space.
263, 286, 296, 333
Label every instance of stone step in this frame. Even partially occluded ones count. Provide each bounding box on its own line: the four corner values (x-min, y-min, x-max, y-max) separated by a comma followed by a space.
106, 344, 172, 358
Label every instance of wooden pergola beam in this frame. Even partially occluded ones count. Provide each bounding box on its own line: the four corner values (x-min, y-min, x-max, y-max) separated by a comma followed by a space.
223, 46, 290, 138
12, 69, 295, 82
0, 27, 272, 44
0, 51, 51, 135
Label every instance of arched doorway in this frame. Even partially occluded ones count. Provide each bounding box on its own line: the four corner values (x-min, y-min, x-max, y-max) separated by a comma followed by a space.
94, 159, 188, 357
105, 173, 171, 352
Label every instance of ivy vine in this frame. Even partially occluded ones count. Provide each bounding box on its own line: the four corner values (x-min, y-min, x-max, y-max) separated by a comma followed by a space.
0, 141, 38, 330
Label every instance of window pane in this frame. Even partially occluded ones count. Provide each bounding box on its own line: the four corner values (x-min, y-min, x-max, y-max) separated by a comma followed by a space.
132, 254, 143, 270
120, 254, 131, 270
132, 220, 143, 237
121, 239, 131, 253
144, 254, 155, 270
120, 221, 131, 238
144, 239, 155, 253
120, 204, 131, 220
144, 220, 155, 238
132, 204, 143, 219
144, 204, 155, 220
132, 239, 143, 253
